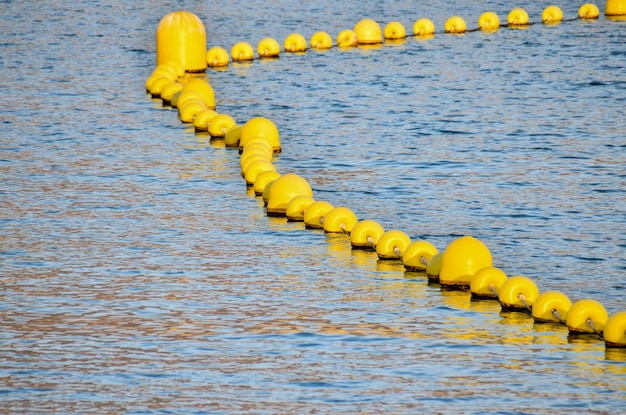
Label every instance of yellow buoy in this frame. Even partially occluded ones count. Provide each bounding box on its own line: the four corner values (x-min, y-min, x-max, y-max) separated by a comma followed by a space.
349, 219, 385, 250
444, 16, 467, 34
165, 60, 185, 78
604, 311, 626, 348
402, 241, 438, 271
384, 21, 406, 40
178, 100, 206, 123
566, 299, 609, 335
323, 206, 358, 233
224, 125, 243, 148
240, 117, 281, 152
531, 291, 572, 323
498, 276, 539, 313
152, 65, 179, 82
606, 0, 626, 15
242, 141, 273, 161
439, 236, 493, 288
257, 37, 280, 58
303, 201, 335, 229
156, 11, 207, 72
267, 173, 313, 216
336, 29, 358, 47
192, 108, 218, 131
243, 159, 276, 185
286, 196, 316, 221
284, 33, 307, 52
469, 266, 508, 299
253, 170, 281, 196
207, 46, 229, 67
354, 18, 383, 44
240, 152, 270, 174
310, 31, 333, 50
508, 8, 530, 26
208, 114, 236, 138
231, 41, 255, 62
413, 18, 436, 36
181, 78, 215, 109
478, 11, 500, 31
578, 3, 600, 19
376, 230, 411, 260
173, 89, 202, 109
148, 76, 175, 97
542, 5, 563, 23
426, 252, 443, 281
160, 81, 184, 104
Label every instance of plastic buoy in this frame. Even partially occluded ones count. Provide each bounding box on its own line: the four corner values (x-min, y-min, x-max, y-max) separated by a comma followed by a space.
181, 78, 215, 109
604, 311, 626, 348
242, 141, 273, 161
354, 18, 383, 44
240, 117, 281, 152
178, 100, 206, 123
156, 11, 207, 72
376, 230, 411, 260
267, 173, 313, 217
478, 11, 500, 31
284, 33, 307, 52
152, 65, 178, 82
231, 41, 255, 62
286, 196, 315, 221
253, 170, 281, 196
160, 82, 183, 104
336, 29, 358, 47
531, 291, 572, 323
413, 18, 435, 36
148, 77, 175, 97
310, 31, 333, 49
542, 5, 563, 23
303, 201, 334, 229
508, 8, 530, 26
384, 21, 406, 40
257, 37, 280, 58
207, 46, 230, 67
578, 3, 600, 18
444, 16, 467, 34
208, 114, 236, 138
224, 125, 243, 148
323, 206, 358, 233
566, 299, 609, 335
173, 89, 202, 109
439, 236, 493, 288
402, 241, 438, 271
498, 276, 539, 313
349, 219, 385, 250
469, 266, 508, 299
243, 159, 276, 185
606, 0, 626, 15
164, 60, 185, 78
240, 152, 270, 174
193, 108, 218, 131
426, 252, 443, 282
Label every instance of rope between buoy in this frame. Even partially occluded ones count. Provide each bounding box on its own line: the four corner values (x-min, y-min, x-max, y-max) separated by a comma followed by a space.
586, 318, 605, 339
419, 256, 429, 266
518, 293, 532, 312
551, 308, 565, 324
488, 284, 498, 298
366, 236, 376, 248
393, 246, 401, 258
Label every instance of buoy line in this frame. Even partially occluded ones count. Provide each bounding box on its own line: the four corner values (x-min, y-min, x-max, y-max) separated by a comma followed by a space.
146, 3, 626, 349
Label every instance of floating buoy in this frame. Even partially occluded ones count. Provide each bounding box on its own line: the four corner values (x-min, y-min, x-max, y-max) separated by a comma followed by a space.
542, 5, 563, 24
478, 11, 500, 31
181, 78, 216, 109
243, 159, 276, 185
578, 3, 600, 19
376, 230, 411, 260
152, 65, 179, 82
224, 125, 243, 147
606, 0, 626, 16
160, 81, 184, 104
240, 117, 281, 152
566, 299, 608, 336
439, 236, 493, 288
444, 16, 467, 34
531, 291, 572, 323
469, 266, 508, 299
384, 21, 406, 40
284, 33, 307, 52
156, 11, 207, 72
253, 170, 281, 196
354, 18, 383, 44
266, 173, 313, 217
207, 46, 230, 67
286, 196, 316, 221
148, 76, 175, 97
193, 108, 218, 131
257, 37, 280, 58
164, 60, 185, 78
178, 100, 206, 123
426, 252, 443, 282
413, 18, 435, 36
303, 201, 335, 229
242, 141, 273, 161
231, 41, 255, 62
336, 29, 358, 47
349, 219, 385, 250
208, 114, 236, 138
508, 8, 530, 26
323, 206, 358, 233
498, 276, 539, 313
310, 31, 333, 50
402, 241, 438, 271
240, 152, 270, 174
604, 311, 626, 348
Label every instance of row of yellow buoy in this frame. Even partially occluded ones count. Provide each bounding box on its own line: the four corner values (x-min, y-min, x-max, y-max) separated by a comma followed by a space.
148, 8, 626, 349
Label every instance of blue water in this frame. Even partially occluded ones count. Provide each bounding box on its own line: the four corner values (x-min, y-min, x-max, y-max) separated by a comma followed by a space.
1, 1, 625, 413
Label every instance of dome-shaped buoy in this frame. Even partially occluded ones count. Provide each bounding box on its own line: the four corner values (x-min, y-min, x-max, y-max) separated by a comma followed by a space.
240, 117, 281, 152
148, 77, 176, 97
160, 81, 184, 104
242, 140, 274, 161
323, 206, 358, 233
508, 8, 530, 26
231, 41, 255, 62
267, 173, 313, 217
542, 5, 563, 23
303, 201, 334, 229
193, 108, 218, 131
310, 31, 333, 50
469, 266, 508, 299
181, 78, 215, 109
284, 33, 307, 52
257, 38, 280, 58
349, 219, 385, 250
604, 311, 626, 348
478, 11, 500, 31
498, 275, 539, 313
172, 89, 202, 109
253, 170, 281, 196
439, 236, 493, 289
336, 29, 358, 47
156, 11, 207, 72
286, 195, 316, 221
207, 46, 230, 67
413, 18, 436, 36
208, 113, 236, 138
240, 152, 270, 174
224, 125, 243, 148
164, 60, 185, 78
606, 0, 626, 15
178, 100, 206, 123
531, 291, 572, 324
152, 65, 179, 82
376, 230, 411, 260
444, 16, 467, 34
426, 252, 443, 282
566, 299, 609, 336
578, 3, 600, 19
354, 18, 383, 44
402, 240, 438, 271
384, 21, 406, 40
243, 159, 276, 185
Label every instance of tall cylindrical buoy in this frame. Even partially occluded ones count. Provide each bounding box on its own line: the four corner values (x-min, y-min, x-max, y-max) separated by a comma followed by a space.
284, 33, 307, 52
207, 46, 229, 67
303, 201, 334, 229
604, 311, 626, 348
402, 241, 438, 271
336, 29, 358, 47
156, 11, 207, 72
469, 266, 508, 299
542, 5, 564, 23
508, 8, 530, 26
531, 291, 572, 324
253, 170, 281, 196
426, 252, 443, 282
350, 219, 385, 250
566, 299, 609, 335
267, 173, 313, 217
606, 0, 626, 15
376, 230, 411, 260
240, 117, 281, 152
384, 21, 406, 40
310, 31, 333, 50
231, 41, 255, 62
578, 3, 600, 18
439, 236, 493, 288
354, 18, 383, 44
258, 37, 280, 58
323, 206, 358, 233
444, 16, 467, 34
478, 11, 500, 31
498, 276, 539, 313
286, 196, 316, 222
413, 18, 436, 36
